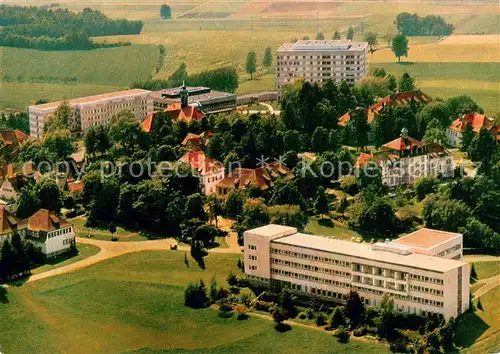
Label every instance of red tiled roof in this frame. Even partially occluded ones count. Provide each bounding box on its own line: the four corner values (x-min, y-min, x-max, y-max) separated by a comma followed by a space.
181, 131, 215, 148
165, 103, 205, 123
217, 162, 293, 191
354, 153, 373, 169
28, 209, 70, 232
449, 112, 492, 134
67, 180, 84, 193
338, 91, 432, 126
179, 150, 223, 175
0, 129, 28, 146
382, 136, 424, 152
141, 113, 155, 133
0, 206, 21, 234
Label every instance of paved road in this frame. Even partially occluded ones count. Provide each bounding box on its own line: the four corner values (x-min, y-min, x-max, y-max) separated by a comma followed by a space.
27, 236, 241, 284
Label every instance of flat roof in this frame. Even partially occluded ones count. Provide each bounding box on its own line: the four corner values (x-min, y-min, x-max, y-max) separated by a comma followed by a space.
391, 228, 461, 250
151, 87, 235, 101
246, 224, 297, 237
29, 89, 151, 111
278, 40, 368, 52
273, 233, 466, 273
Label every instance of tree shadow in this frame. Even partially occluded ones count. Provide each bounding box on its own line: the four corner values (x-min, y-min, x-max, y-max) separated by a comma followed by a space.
454, 310, 490, 349
398, 61, 415, 66
0, 287, 8, 304
275, 323, 292, 332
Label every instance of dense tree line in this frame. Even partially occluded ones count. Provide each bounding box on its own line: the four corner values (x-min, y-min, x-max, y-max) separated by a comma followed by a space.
396, 12, 453, 36
0, 111, 29, 134
0, 5, 142, 50
133, 64, 239, 93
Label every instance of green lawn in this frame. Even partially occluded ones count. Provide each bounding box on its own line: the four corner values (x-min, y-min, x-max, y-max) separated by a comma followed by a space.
0, 45, 158, 109
70, 216, 148, 241
0, 251, 388, 353
455, 286, 500, 354
30, 244, 101, 275
305, 217, 362, 241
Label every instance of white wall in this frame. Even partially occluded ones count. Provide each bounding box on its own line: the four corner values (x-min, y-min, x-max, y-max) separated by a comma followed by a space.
42, 227, 76, 257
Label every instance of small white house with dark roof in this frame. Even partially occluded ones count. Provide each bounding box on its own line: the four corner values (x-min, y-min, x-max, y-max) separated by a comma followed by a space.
25, 209, 75, 257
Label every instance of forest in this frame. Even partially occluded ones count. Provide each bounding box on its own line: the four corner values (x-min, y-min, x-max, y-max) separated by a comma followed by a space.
0, 5, 143, 50
396, 12, 454, 36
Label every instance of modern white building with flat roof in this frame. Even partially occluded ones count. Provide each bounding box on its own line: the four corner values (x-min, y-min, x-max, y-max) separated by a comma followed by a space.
276, 40, 368, 88
244, 225, 469, 320
28, 89, 153, 139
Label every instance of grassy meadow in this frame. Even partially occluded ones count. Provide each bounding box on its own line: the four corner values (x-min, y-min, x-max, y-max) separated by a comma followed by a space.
0, 251, 389, 354
1, 0, 499, 113
0, 45, 158, 110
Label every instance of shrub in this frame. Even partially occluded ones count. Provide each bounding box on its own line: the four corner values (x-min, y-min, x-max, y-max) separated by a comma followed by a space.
238, 293, 254, 306
227, 271, 238, 286
335, 325, 350, 343
298, 311, 307, 319
184, 280, 208, 308
254, 300, 274, 313
353, 327, 364, 337
305, 308, 315, 319
315, 312, 327, 326
329, 306, 347, 329
233, 304, 248, 320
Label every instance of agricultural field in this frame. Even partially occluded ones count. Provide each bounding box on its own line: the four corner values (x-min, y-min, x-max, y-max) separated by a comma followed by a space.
0, 251, 389, 354
0, 45, 158, 110
370, 35, 500, 114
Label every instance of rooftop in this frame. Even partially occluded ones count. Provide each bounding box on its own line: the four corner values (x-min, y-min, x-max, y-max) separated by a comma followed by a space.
29, 89, 151, 111
152, 86, 235, 102
278, 40, 368, 52
391, 228, 462, 250
28, 209, 70, 232
273, 232, 466, 272
246, 224, 297, 237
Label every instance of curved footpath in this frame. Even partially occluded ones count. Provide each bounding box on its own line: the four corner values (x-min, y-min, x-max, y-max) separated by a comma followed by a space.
27, 236, 241, 283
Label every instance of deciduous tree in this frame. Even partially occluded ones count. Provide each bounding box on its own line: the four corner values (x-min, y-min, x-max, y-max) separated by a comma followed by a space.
391, 34, 409, 63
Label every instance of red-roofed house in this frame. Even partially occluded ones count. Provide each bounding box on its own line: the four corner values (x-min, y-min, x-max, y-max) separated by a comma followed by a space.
179, 150, 224, 195
216, 162, 294, 195
25, 209, 75, 257
355, 129, 452, 187
181, 131, 215, 151
0, 129, 29, 161
165, 102, 205, 123
447, 112, 500, 147
338, 91, 432, 127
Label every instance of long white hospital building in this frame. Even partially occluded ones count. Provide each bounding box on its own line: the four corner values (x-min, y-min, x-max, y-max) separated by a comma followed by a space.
244, 225, 469, 320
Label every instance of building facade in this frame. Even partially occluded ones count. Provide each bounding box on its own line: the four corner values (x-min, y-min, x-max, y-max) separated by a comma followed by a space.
25, 209, 76, 257
447, 112, 500, 147
179, 150, 225, 195
355, 130, 453, 187
276, 40, 368, 88
244, 225, 469, 320
28, 89, 153, 139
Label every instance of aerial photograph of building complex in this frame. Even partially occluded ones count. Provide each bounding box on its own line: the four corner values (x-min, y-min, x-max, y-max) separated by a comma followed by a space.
0, 0, 498, 353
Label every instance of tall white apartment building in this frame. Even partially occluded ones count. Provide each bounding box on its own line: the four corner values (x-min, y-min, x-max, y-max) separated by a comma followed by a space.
28, 89, 153, 139
244, 225, 469, 320
276, 40, 368, 88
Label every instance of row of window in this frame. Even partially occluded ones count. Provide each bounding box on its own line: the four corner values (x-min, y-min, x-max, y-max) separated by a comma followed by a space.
62, 237, 75, 245
270, 248, 351, 268
207, 174, 224, 183
249, 255, 257, 260
438, 244, 461, 257
271, 267, 350, 288
410, 296, 444, 308
279, 54, 364, 60
410, 274, 444, 285
48, 227, 72, 239
248, 244, 257, 250
271, 258, 350, 278
410, 285, 444, 297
